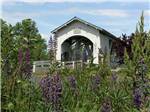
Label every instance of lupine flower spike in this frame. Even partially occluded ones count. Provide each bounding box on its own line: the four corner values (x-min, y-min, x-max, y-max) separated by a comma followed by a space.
18, 48, 23, 65
40, 74, 62, 112
101, 99, 112, 112
91, 75, 101, 91
111, 72, 117, 81
133, 88, 142, 109
22, 48, 32, 78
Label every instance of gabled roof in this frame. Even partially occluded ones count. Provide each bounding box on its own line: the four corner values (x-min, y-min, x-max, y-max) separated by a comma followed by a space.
51, 16, 117, 39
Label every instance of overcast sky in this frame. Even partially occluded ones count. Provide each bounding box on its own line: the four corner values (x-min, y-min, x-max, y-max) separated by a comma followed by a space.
1, 0, 150, 43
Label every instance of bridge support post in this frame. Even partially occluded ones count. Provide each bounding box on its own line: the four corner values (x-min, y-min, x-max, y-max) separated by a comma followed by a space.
72, 61, 75, 69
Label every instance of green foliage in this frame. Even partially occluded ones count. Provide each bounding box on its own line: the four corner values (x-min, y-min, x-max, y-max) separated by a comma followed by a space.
13, 19, 48, 61
1, 19, 16, 75
1, 18, 49, 111
1, 19, 48, 75
123, 12, 150, 78
2, 76, 44, 112
123, 12, 150, 110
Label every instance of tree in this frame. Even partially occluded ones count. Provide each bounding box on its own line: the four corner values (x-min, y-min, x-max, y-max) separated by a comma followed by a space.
124, 12, 150, 79
1, 19, 16, 75
112, 33, 134, 64
1, 18, 48, 75
13, 19, 48, 61
123, 12, 150, 110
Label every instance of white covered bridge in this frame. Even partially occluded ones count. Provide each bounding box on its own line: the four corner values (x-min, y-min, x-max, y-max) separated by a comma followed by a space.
33, 17, 118, 73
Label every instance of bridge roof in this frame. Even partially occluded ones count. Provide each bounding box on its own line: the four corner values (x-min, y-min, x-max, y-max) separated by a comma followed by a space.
51, 16, 117, 39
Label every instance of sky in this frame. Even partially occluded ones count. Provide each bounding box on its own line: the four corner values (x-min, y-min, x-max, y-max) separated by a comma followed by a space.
1, 0, 150, 44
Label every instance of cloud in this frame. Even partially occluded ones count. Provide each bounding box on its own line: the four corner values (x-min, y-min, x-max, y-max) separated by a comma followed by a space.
2, 0, 149, 3
41, 33, 51, 45
2, 7, 129, 18
82, 9, 129, 17
2, 12, 38, 18
145, 10, 150, 16
41, 33, 49, 41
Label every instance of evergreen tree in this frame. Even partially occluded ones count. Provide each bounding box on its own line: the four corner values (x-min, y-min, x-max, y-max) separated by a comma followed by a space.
124, 12, 150, 78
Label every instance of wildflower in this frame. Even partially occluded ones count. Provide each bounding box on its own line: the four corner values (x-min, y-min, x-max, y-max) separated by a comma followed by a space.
139, 58, 144, 64
40, 76, 51, 102
18, 48, 23, 65
48, 36, 54, 50
138, 58, 147, 73
25, 48, 30, 64
40, 74, 62, 112
51, 74, 62, 103
133, 88, 142, 109
67, 75, 77, 90
137, 58, 148, 81
67, 75, 79, 96
101, 99, 112, 112
91, 75, 100, 91
23, 48, 32, 78
111, 72, 117, 81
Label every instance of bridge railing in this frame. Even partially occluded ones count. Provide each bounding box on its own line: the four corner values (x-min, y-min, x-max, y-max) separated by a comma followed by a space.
62, 60, 89, 68
33, 60, 89, 74
33, 61, 50, 74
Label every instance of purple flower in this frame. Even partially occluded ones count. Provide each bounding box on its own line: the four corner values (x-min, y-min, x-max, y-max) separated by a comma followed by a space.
91, 75, 100, 91
22, 48, 32, 78
23, 64, 32, 78
18, 48, 23, 65
67, 75, 77, 89
40, 74, 62, 111
25, 48, 30, 64
139, 58, 144, 64
111, 72, 117, 81
137, 58, 148, 81
133, 88, 142, 109
101, 99, 112, 112
48, 36, 54, 50
40, 76, 51, 101
67, 75, 79, 96
18, 48, 32, 78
